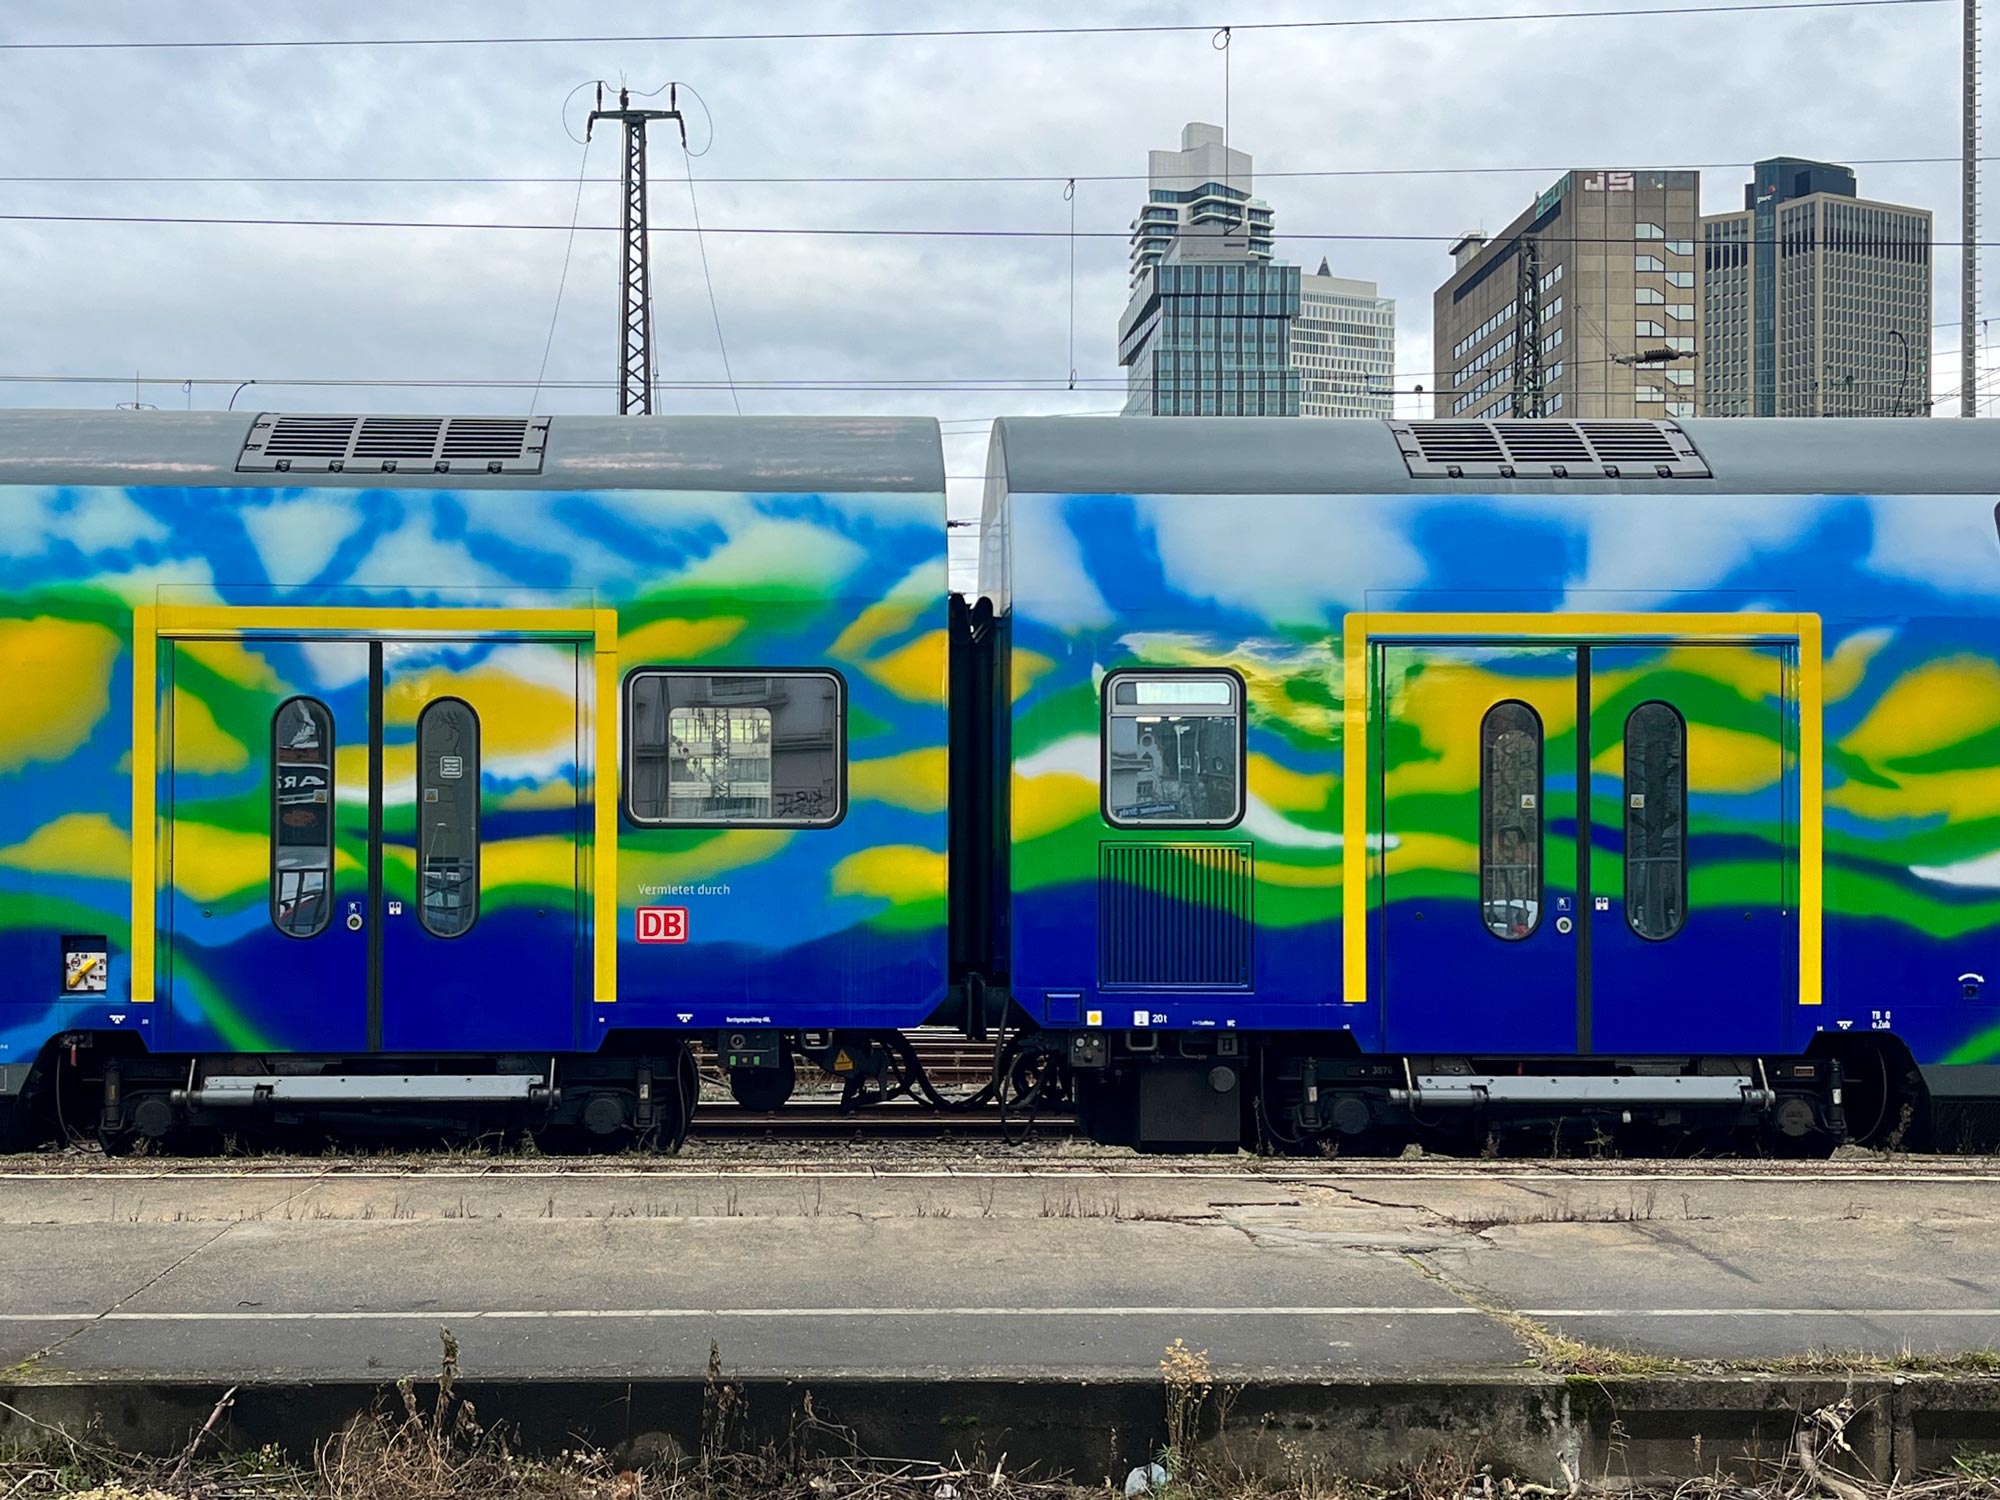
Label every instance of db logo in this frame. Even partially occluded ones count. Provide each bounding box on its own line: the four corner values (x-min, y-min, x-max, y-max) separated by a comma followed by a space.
637, 907, 688, 944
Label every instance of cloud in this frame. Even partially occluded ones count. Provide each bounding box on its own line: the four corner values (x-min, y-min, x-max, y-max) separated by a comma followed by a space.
1, 0, 1969, 583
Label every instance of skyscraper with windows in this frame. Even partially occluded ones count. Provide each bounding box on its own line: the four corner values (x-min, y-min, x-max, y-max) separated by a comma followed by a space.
1699, 159, 1931, 417
1128, 121, 1275, 287
1293, 258, 1397, 418
1433, 170, 1702, 420
1119, 228, 1301, 416
1119, 123, 1299, 417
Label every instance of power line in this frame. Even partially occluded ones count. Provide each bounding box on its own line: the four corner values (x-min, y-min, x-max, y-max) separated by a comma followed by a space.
0, 374, 1131, 391
8, 209, 1998, 248
527, 135, 593, 417
0, 373, 1945, 400
6, 155, 1987, 188
682, 128, 740, 415
0, 1, 1945, 52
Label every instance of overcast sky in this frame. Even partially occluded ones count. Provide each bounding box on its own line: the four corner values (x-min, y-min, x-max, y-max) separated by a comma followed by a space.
1, 0, 1980, 567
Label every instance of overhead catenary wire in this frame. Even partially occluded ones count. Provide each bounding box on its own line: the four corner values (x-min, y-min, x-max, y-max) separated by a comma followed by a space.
11, 210, 2000, 248
527, 134, 593, 417
0, 0, 1947, 52
0, 373, 1950, 401
1064, 179, 1077, 388
7, 155, 1993, 187
679, 100, 741, 416
5, 358, 1981, 392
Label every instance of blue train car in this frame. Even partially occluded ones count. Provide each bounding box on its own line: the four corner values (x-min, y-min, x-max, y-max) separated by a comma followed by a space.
0, 410, 948, 1149
982, 415, 2000, 1153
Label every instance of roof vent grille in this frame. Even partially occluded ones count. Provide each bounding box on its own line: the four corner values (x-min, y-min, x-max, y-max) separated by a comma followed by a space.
1489, 422, 1592, 464
1577, 421, 1683, 466
1388, 419, 1709, 480
238, 413, 550, 475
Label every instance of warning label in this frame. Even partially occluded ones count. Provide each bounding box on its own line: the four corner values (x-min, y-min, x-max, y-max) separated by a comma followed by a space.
637, 907, 689, 944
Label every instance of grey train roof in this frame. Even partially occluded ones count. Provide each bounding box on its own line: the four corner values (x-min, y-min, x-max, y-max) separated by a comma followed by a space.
986, 416, 2000, 497
0, 411, 946, 494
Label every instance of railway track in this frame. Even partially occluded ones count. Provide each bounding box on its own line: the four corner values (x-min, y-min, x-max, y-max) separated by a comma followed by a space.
690, 1103, 1075, 1138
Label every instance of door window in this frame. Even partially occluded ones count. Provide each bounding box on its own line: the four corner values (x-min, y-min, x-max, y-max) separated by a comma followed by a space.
417, 697, 480, 938
1479, 700, 1543, 939
1623, 700, 1687, 940
271, 697, 335, 938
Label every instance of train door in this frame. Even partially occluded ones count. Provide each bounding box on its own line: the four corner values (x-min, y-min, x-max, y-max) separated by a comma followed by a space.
164, 634, 586, 1056
378, 640, 585, 1053
1378, 638, 1793, 1057
1586, 643, 1789, 1054
1377, 643, 1582, 1053
166, 639, 374, 1052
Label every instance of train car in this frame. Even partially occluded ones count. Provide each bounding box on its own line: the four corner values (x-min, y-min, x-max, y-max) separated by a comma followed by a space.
980, 415, 2000, 1154
0, 410, 949, 1151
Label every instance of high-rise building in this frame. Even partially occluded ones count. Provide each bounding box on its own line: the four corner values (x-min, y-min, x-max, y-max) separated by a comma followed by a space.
1433, 170, 1702, 421
1118, 227, 1301, 416
1700, 158, 1932, 417
1293, 258, 1396, 418
1119, 122, 1298, 417
1129, 121, 1275, 288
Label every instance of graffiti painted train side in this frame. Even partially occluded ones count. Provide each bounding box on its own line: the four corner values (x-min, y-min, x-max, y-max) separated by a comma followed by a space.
1004, 488, 2000, 1068
0, 482, 946, 1068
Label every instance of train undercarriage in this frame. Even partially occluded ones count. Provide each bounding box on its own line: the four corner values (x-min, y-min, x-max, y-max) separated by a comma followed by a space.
0, 1024, 1974, 1158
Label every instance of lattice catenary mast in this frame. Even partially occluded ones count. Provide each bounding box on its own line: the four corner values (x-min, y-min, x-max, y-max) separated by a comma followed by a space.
588, 85, 688, 416
1510, 236, 1544, 418
1968, 0, 1982, 417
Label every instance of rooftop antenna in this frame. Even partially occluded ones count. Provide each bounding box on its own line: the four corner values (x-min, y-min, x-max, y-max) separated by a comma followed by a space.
588, 84, 687, 415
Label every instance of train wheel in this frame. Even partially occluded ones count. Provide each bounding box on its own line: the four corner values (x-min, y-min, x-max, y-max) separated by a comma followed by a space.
729, 1051, 796, 1113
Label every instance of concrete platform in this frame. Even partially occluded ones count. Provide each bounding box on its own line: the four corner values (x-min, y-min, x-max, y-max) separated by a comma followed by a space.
0, 1159, 1992, 1382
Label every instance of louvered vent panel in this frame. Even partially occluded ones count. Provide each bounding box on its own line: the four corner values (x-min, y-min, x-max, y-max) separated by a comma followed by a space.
1490, 422, 1591, 463
1099, 843, 1253, 990
262, 416, 359, 460
441, 418, 534, 459
237, 413, 550, 474
1577, 421, 1680, 464
1405, 423, 1506, 465
1387, 419, 1710, 479
352, 417, 444, 458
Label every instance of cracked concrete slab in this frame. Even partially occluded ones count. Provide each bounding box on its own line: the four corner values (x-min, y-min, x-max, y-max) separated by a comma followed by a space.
0, 1164, 1992, 1380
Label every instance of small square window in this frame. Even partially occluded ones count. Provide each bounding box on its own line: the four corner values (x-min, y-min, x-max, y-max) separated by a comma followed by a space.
1103, 671, 1244, 828
626, 670, 845, 827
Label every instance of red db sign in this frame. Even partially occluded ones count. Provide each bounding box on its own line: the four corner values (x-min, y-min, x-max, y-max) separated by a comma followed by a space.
637, 907, 688, 944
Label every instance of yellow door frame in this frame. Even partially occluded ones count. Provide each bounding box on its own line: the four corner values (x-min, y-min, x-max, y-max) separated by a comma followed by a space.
132, 605, 620, 1010
1339, 610, 1822, 1010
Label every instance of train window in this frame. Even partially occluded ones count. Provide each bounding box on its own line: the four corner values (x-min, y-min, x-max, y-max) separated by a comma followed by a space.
1479, 700, 1543, 941
625, 671, 845, 827
417, 697, 480, 938
1624, 701, 1687, 942
271, 697, 335, 939
1102, 671, 1244, 828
